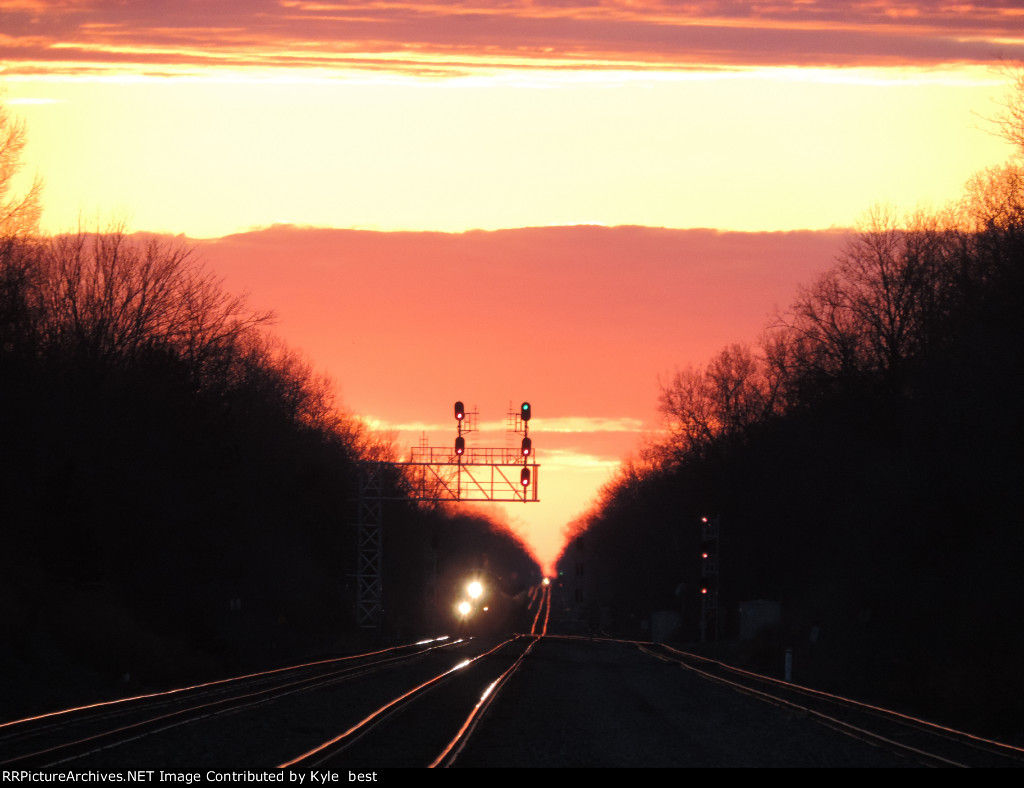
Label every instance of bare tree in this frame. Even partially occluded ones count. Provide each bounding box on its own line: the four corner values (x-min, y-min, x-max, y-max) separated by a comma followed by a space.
767, 206, 954, 399
656, 343, 774, 462
985, 63, 1024, 157
657, 364, 718, 460
706, 342, 773, 433
36, 225, 273, 373
962, 65, 1024, 288
961, 163, 1024, 234
0, 102, 42, 239
836, 207, 949, 382
0, 101, 43, 356
767, 263, 867, 397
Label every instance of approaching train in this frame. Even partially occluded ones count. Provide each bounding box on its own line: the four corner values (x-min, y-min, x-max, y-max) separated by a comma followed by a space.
442, 573, 534, 637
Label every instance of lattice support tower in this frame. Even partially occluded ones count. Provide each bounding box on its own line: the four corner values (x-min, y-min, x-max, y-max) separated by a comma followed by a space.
353, 461, 384, 628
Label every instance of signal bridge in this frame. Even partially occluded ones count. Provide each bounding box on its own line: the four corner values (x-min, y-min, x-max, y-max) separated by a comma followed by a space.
353, 401, 539, 626
401, 444, 540, 503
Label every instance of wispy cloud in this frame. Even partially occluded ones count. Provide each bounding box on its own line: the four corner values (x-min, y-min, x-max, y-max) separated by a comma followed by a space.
2, 1, 1021, 80
521, 416, 645, 434
538, 448, 624, 472
360, 416, 644, 435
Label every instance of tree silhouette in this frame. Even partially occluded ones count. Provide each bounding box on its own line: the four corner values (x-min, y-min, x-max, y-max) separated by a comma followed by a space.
0, 101, 42, 239
33, 226, 273, 373
562, 69, 1024, 733
656, 343, 775, 463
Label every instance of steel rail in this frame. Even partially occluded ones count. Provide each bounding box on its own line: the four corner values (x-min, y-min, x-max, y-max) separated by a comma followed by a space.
429, 635, 541, 768
639, 643, 1024, 768
0, 637, 463, 768
277, 636, 525, 768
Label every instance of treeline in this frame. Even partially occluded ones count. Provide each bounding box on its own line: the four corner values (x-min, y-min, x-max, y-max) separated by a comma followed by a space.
561, 73, 1024, 734
0, 104, 538, 717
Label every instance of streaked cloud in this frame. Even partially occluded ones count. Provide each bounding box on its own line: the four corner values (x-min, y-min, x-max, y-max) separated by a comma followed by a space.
522, 416, 644, 434
538, 448, 624, 472
1, 1, 1022, 81
371, 416, 644, 434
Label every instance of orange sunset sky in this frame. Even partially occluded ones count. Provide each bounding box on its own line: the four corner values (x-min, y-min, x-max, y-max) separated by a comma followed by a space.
2, 1, 1021, 571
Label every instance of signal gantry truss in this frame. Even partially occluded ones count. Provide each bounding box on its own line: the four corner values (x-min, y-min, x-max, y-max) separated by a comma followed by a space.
353, 401, 540, 627
401, 445, 540, 503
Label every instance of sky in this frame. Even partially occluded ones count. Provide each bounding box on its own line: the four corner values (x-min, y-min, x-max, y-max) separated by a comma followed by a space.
1, 1, 1021, 572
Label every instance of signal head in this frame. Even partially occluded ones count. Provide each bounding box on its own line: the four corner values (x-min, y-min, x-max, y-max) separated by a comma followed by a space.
455, 436, 465, 456
454, 401, 465, 421
520, 467, 531, 487
520, 401, 531, 423
521, 436, 532, 457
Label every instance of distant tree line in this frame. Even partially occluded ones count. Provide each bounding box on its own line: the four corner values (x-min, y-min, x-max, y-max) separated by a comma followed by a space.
560, 70, 1024, 736
0, 102, 538, 718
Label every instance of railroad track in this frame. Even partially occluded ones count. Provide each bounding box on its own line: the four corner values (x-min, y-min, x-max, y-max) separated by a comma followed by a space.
280, 635, 540, 768
0, 636, 470, 769
0, 583, 553, 770
279, 582, 550, 768
276, 581, 548, 765
638, 641, 1024, 768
